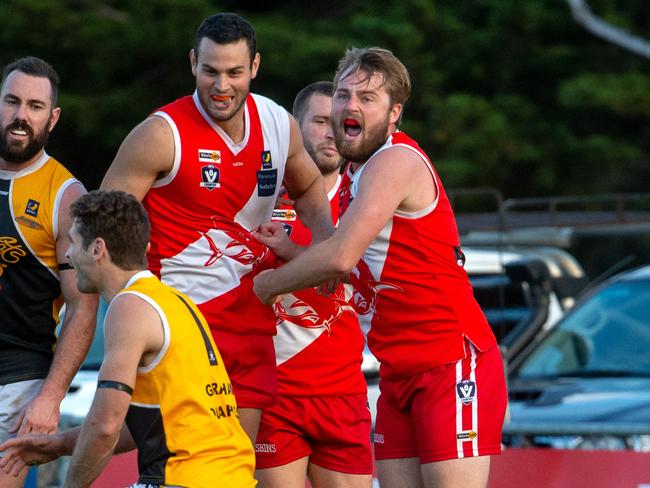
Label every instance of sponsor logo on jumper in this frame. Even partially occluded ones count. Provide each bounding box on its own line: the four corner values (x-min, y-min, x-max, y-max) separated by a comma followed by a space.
208, 349, 217, 364
349, 259, 403, 316
457, 430, 477, 440
233, 161, 244, 167
257, 169, 277, 196
198, 149, 221, 164
205, 382, 234, 396
261, 150, 272, 169
0, 237, 27, 277
374, 433, 385, 444
255, 443, 277, 453
200, 164, 220, 190
272, 209, 297, 221
15, 215, 44, 230
210, 404, 238, 419
25, 199, 40, 217
457, 379, 476, 405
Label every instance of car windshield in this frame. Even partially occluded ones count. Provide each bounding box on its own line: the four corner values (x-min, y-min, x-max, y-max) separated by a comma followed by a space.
516, 280, 650, 379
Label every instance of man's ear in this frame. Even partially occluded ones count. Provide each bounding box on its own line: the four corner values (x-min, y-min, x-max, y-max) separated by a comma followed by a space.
48, 106, 61, 132
389, 103, 403, 126
250, 52, 261, 80
190, 48, 198, 77
92, 237, 107, 261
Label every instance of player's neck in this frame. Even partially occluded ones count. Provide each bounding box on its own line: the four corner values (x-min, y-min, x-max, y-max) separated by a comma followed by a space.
322, 171, 340, 194
215, 108, 246, 144
101, 268, 147, 303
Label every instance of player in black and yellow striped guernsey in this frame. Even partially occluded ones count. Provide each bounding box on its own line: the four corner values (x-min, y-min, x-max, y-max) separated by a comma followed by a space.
0, 190, 256, 487
0, 56, 97, 488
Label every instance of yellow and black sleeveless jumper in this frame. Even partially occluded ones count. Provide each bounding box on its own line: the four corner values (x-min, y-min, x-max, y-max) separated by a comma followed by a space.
116, 271, 256, 488
0, 152, 77, 385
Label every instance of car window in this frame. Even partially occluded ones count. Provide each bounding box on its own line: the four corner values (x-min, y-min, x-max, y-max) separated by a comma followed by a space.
517, 281, 650, 378
470, 273, 533, 341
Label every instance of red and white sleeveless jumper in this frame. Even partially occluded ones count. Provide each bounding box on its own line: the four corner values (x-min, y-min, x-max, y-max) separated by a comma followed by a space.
271, 175, 366, 396
143, 91, 290, 337
348, 132, 497, 380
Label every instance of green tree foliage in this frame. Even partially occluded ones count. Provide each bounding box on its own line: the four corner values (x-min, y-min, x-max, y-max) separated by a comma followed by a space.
1, 0, 648, 196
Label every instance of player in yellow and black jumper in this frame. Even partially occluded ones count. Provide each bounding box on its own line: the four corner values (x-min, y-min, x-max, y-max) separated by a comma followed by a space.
0, 56, 97, 488
0, 190, 256, 488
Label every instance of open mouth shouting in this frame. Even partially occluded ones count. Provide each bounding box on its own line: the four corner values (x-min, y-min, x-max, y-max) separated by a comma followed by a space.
343, 118, 362, 139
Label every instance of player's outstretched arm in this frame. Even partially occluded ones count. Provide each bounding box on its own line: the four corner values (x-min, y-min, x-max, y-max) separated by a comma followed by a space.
0, 428, 78, 477
0, 423, 136, 480
254, 145, 431, 304
282, 115, 334, 243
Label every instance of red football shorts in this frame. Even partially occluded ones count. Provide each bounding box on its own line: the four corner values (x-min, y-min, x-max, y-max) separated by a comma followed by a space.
255, 394, 373, 474
211, 330, 278, 409
373, 342, 507, 463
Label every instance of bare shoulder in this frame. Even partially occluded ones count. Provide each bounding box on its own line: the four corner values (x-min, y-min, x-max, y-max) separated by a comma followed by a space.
104, 291, 161, 348
106, 292, 160, 328
286, 114, 307, 164
101, 115, 174, 197
356, 145, 429, 192
119, 115, 174, 163
366, 144, 427, 173
358, 145, 436, 213
56, 182, 86, 244
59, 181, 86, 210
136, 115, 174, 141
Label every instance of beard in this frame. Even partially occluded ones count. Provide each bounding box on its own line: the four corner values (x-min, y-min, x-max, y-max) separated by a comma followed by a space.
334, 113, 390, 163
204, 90, 249, 123
304, 139, 345, 176
0, 120, 49, 164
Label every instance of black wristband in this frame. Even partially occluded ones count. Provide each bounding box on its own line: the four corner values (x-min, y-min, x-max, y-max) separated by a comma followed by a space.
97, 380, 134, 395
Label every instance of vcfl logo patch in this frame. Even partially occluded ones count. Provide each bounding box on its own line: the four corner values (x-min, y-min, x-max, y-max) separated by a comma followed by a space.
200, 164, 220, 190
456, 379, 476, 405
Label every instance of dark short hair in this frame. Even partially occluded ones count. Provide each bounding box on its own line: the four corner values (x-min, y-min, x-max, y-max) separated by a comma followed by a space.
1, 56, 60, 106
195, 13, 257, 65
293, 81, 334, 125
334, 47, 411, 110
70, 190, 150, 271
